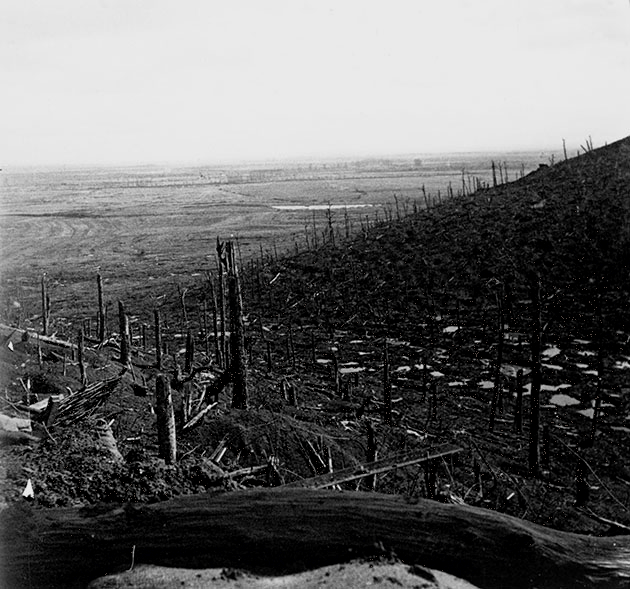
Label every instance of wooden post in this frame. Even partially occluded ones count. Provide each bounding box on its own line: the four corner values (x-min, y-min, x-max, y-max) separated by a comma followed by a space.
227, 241, 248, 410
77, 328, 87, 387
155, 374, 177, 464
97, 273, 105, 342
382, 338, 392, 425
528, 275, 542, 477
154, 308, 162, 370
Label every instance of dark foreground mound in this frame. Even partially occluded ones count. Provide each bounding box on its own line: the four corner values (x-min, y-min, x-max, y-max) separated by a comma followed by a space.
1, 488, 629, 589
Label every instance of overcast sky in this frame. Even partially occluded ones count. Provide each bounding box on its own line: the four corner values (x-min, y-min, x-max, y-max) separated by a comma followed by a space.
2, 0, 629, 166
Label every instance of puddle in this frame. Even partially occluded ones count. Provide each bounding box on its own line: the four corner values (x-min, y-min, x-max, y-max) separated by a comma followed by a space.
542, 363, 563, 371
339, 367, 365, 374
272, 204, 375, 210
541, 384, 572, 392
542, 346, 561, 358
550, 394, 580, 406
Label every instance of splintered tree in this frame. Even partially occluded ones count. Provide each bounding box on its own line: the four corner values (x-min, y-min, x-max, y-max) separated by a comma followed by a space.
222, 240, 248, 409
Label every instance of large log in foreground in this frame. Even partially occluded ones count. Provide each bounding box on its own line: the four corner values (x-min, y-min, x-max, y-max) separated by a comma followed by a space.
1, 488, 629, 589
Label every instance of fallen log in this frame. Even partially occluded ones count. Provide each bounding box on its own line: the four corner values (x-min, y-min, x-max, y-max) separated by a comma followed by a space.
1, 488, 629, 589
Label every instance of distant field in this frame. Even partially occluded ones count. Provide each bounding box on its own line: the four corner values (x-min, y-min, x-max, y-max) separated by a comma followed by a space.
0, 152, 546, 328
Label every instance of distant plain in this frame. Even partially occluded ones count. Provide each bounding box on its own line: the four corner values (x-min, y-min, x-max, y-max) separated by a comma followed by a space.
0, 152, 546, 329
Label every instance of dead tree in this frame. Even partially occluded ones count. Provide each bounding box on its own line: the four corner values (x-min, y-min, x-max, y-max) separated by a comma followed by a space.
96, 273, 105, 341
155, 374, 176, 464
226, 241, 248, 409
40, 274, 50, 336
118, 301, 131, 366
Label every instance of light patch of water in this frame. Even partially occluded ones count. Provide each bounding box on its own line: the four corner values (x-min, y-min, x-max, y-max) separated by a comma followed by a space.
478, 380, 494, 389
583, 369, 598, 376
542, 346, 561, 358
349, 340, 364, 344
542, 363, 563, 371
577, 350, 597, 357
414, 364, 431, 370
575, 363, 589, 369
316, 359, 331, 364
442, 326, 459, 334
271, 203, 375, 211
550, 394, 580, 406
339, 367, 365, 374
395, 366, 411, 373
577, 408, 594, 418
572, 339, 592, 345
358, 351, 371, 356
614, 361, 630, 370
340, 362, 359, 366
431, 371, 445, 378
541, 384, 571, 392
448, 381, 465, 387
611, 426, 630, 434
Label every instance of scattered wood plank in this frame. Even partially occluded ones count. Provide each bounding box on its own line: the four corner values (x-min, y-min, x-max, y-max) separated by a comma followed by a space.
284, 443, 462, 489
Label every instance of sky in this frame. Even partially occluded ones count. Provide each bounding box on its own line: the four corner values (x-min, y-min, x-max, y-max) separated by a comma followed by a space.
1, 0, 629, 166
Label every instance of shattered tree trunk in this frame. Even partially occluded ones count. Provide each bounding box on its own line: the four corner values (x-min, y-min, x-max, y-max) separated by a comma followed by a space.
97, 273, 105, 342
155, 374, 176, 464
118, 301, 130, 366
227, 241, 248, 409
2, 488, 629, 589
